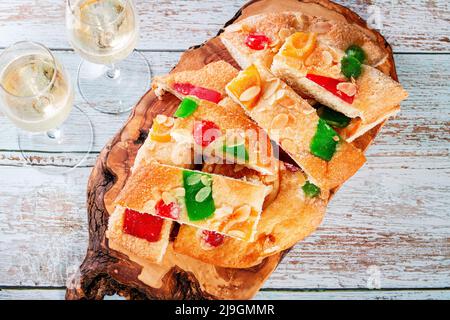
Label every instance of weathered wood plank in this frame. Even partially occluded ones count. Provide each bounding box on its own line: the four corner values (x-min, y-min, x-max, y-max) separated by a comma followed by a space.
256, 289, 450, 300
0, 52, 449, 289
0, 0, 448, 52
0, 53, 448, 159
0, 150, 448, 289
1, 288, 449, 300
0, 50, 181, 153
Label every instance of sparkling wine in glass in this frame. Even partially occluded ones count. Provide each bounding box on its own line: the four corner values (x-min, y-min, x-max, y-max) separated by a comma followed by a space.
66, 0, 151, 114
0, 41, 94, 174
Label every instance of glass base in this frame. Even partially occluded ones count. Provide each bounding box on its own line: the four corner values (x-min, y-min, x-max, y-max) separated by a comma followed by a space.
77, 50, 151, 114
18, 106, 94, 175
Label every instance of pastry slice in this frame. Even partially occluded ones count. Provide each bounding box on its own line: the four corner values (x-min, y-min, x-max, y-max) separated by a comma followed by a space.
226, 62, 366, 190
271, 32, 408, 141
115, 161, 271, 242
132, 114, 193, 170
220, 12, 388, 70
152, 60, 239, 104
106, 206, 172, 264
107, 113, 199, 264
171, 97, 278, 175
173, 162, 327, 268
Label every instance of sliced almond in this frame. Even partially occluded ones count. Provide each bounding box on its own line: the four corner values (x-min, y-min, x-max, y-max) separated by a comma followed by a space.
271, 113, 289, 130
164, 116, 175, 128
263, 245, 281, 255
142, 200, 156, 214
162, 191, 176, 205
214, 206, 233, 219
186, 173, 202, 186
233, 205, 252, 223
172, 187, 185, 198
239, 85, 261, 102
321, 50, 333, 66
200, 175, 212, 187
274, 89, 290, 101
311, 21, 332, 34
278, 96, 296, 108
195, 186, 212, 202
262, 79, 281, 99
227, 230, 246, 239
155, 114, 168, 125
337, 82, 357, 97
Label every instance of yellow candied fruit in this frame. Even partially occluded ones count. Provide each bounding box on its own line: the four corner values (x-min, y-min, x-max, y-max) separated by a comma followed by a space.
281, 32, 317, 61
226, 64, 262, 110
150, 121, 171, 142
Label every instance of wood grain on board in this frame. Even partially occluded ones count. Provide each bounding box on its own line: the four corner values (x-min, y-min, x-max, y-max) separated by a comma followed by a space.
0, 0, 449, 299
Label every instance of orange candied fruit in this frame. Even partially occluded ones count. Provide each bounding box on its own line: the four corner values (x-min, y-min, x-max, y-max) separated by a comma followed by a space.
281, 32, 317, 60
226, 64, 262, 110
150, 119, 172, 142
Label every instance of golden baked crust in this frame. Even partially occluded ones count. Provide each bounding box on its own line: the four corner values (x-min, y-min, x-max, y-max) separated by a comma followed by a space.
115, 161, 270, 241
271, 35, 408, 139
152, 60, 239, 101
220, 11, 388, 69
173, 163, 327, 268
151, 61, 278, 175
133, 125, 194, 170
106, 206, 172, 264
221, 11, 407, 141
226, 62, 366, 190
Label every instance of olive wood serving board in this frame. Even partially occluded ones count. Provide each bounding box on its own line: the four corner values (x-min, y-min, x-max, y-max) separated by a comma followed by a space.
65, 0, 398, 300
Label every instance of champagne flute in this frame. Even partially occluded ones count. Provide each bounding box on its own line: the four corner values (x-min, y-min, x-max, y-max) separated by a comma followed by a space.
66, 0, 151, 114
0, 41, 94, 174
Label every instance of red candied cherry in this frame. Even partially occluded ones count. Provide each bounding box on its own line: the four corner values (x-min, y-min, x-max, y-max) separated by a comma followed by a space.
245, 33, 271, 50
202, 230, 225, 247
193, 120, 221, 147
173, 83, 222, 103
123, 208, 164, 242
155, 199, 180, 220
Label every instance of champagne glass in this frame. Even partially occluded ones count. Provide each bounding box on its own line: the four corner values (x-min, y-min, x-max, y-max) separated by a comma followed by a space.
0, 41, 94, 174
66, 0, 151, 114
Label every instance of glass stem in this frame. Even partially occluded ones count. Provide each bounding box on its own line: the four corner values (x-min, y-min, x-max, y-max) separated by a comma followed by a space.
106, 64, 121, 79
46, 128, 62, 144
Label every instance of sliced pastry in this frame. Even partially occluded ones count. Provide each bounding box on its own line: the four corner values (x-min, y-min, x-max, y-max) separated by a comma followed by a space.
133, 114, 193, 170
152, 60, 239, 104
173, 162, 327, 268
115, 161, 271, 242
271, 32, 408, 140
172, 97, 278, 175
220, 12, 388, 70
106, 206, 172, 264
226, 62, 366, 190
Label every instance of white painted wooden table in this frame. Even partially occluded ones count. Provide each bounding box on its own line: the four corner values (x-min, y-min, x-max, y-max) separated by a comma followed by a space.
0, 0, 449, 300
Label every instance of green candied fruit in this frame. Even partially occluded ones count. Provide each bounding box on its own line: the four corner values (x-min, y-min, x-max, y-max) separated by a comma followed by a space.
222, 143, 249, 162
317, 105, 351, 128
182, 170, 215, 221
174, 97, 198, 118
341, 56, 362, 79
310, 118, 340, 161
345, 45, 366, 64
302, 181, 321, 198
